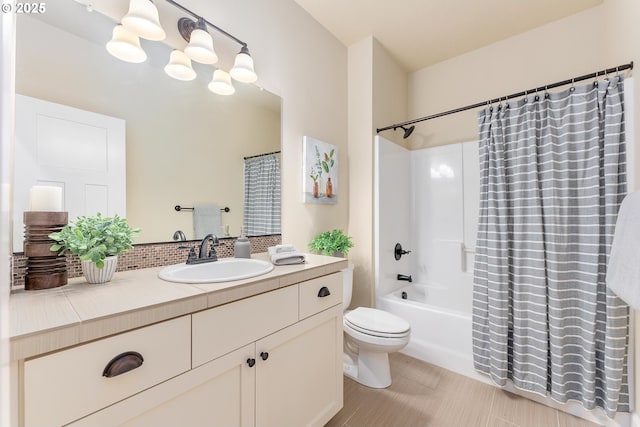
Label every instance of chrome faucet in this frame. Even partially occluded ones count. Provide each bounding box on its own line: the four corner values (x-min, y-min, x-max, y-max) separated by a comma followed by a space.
179, 234, 220, 265
199, 234, 219, 261
173, 230, 187, 241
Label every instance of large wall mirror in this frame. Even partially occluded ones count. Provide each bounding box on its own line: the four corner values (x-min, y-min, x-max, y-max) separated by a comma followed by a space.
13, 1, 281, 248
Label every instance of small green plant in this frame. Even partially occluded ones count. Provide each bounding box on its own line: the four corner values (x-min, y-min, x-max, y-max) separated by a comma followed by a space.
49, 213, 140, 268
308, 229, 354, 256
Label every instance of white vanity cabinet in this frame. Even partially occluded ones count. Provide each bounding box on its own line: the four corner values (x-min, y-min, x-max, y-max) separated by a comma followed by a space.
23, 316, 192, 427
189, 272, 343, 427
67, 343, 256, 427
23, 271, 344, 427
255, 303, 343, 427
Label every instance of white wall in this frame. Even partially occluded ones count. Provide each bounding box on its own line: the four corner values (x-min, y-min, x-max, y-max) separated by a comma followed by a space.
348, 38, 408, 307
213, 0, 349, 250
0, 9, 14, 427
374, 136, 412, 298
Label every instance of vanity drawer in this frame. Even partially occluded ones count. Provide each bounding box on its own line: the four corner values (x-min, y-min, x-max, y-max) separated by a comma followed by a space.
23, 316, 191, 427
192, 285, 298, 367
299, 272, 342, 320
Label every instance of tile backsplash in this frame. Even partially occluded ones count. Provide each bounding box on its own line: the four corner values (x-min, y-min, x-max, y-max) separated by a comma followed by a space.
11, 234, 282, 289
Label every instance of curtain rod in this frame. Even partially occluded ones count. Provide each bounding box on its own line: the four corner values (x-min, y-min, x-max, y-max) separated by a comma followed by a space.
376, 61, 634, 134
243, 150, 281, 160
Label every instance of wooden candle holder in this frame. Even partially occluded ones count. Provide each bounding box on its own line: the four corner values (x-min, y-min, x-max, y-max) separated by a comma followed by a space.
23, 211, 68, 291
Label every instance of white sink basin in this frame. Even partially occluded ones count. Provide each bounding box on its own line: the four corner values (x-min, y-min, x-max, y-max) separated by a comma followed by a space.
159, 258, 274, 284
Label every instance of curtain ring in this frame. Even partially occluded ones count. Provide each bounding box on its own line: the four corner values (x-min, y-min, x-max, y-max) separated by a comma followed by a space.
570, 78, 575, 93
523, 89, 528, 103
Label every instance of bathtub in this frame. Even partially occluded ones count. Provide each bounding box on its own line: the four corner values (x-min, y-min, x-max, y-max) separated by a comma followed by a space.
378, 282, 631, 427
377, 281, 483, 381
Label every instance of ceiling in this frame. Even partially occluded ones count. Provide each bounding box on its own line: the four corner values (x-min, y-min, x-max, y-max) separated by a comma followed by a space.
293, 0, 603, 72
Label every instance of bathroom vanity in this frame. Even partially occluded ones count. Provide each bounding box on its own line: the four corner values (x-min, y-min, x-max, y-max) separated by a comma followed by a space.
9, 253, 346, 427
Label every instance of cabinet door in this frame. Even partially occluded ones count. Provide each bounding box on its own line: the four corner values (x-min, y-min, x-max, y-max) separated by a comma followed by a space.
255, 305, 343, 427
68, 344, 256, 427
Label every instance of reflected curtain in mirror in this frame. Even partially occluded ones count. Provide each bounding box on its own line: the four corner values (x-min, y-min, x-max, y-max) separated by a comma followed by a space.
243, 153, 281, 236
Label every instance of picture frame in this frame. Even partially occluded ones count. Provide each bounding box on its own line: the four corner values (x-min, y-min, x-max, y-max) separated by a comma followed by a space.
302, 136, 338, 204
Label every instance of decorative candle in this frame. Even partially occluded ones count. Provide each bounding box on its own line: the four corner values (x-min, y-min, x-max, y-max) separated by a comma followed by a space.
29, 185, 63, 211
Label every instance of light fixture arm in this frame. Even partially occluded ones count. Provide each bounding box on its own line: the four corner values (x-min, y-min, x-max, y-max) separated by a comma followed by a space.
164, 0, 247, 48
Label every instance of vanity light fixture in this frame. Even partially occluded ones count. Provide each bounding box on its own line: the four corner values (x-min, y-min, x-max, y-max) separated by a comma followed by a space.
230, 45, 258, 83
208, 69, 235, 95
106, 24, 147, 63
164, 50, 196, 81
107, 0, 258, 94
121, 0, 166, 41
181, 17, 218, 65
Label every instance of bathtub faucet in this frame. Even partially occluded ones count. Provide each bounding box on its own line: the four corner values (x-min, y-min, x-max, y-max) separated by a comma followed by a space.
397, 274, 412, 283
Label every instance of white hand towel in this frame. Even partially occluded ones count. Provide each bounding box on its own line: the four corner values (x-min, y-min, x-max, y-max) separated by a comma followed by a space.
267, 244, 297, 256
271, 251, 306, 265
193, 205, 221, 239
606, 191, 640, 309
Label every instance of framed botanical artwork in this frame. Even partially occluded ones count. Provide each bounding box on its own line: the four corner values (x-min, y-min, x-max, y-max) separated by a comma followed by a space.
302, 136, 338, 204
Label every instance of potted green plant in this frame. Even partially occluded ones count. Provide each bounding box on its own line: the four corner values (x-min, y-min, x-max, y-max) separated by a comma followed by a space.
49, 213, 140, 284
308, 229, 354, 257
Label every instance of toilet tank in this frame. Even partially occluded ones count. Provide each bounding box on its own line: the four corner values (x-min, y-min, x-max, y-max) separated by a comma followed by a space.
342, 263, 354, 309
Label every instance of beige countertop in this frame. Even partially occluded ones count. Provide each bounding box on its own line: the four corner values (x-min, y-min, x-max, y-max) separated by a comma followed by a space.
10, 253, 348, 361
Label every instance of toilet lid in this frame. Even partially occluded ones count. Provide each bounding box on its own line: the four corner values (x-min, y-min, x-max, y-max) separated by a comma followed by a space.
344, 307, 410, 336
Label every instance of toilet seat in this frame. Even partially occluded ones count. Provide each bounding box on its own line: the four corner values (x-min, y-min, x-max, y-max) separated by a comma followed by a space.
344, 307, 410, 338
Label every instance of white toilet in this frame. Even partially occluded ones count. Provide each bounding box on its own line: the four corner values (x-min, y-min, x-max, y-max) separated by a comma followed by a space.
342, 263, 411, 388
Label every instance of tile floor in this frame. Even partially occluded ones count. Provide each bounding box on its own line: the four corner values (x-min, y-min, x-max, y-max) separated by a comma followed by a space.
326, 353, 599, 427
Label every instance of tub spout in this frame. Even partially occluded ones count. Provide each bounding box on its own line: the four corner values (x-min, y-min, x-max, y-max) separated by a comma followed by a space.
397, 274, 412, 282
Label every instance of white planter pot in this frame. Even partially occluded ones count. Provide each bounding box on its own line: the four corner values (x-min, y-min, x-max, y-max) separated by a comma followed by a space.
82, 256, 118, 284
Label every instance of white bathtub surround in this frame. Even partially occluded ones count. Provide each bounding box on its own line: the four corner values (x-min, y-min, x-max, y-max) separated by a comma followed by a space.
374, 138, 478, 381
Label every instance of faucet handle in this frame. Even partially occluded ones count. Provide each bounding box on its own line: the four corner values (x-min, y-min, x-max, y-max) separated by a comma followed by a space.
178, 246, 198, 264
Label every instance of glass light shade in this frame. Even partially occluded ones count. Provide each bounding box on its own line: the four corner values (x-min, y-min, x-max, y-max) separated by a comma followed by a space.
106, 25, 147, 63
164, 50, 196, 81
184, 28, 218, 64
208, 69, 235, 95
122, 0, 166, 41
229, 46, 257, 83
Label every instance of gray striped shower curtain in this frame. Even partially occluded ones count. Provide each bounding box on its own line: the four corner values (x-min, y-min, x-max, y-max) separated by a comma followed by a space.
472, 76, 629, 417
243, 154, 281, 236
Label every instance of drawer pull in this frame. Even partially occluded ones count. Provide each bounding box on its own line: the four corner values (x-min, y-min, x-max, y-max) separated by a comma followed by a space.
260, 351, 269, 361
317, 286, 331, 298
247, 358, 256, 367
102, 351, 144, 378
